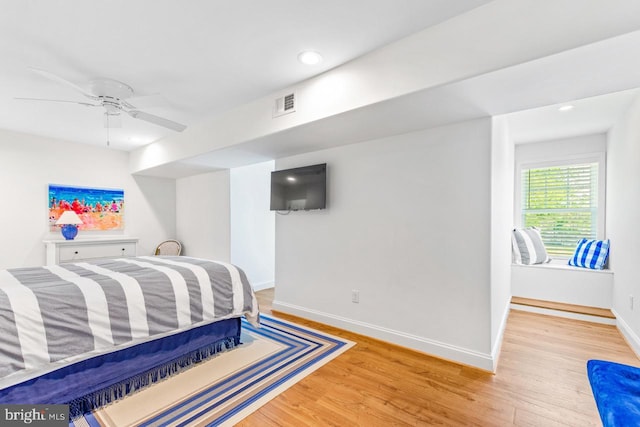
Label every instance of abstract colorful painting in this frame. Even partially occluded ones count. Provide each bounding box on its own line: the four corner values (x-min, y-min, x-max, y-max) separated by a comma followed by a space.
48, 184, 124, 231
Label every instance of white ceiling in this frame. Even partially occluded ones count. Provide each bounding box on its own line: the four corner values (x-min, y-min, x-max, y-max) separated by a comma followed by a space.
507, 89, 640, 144
0, 0, 490, 150
155, 27, 640, 177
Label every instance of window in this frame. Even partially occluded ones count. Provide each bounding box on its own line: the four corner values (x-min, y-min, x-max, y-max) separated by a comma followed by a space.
516, 155, 605, 258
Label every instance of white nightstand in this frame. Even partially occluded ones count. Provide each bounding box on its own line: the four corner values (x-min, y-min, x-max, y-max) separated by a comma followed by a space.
44, 237, 138, 265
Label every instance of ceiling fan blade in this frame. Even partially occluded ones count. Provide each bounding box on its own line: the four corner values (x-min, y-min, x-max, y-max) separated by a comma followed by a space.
29, 68, 99, 101
126, 110, 187, 132
14, 97, 98, 107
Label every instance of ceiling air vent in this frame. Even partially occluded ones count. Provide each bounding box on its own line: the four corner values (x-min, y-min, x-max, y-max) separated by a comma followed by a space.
273, 92, 296, 118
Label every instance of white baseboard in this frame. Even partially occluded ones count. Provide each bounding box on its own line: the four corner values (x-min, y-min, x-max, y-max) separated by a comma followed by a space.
272, 300, 495, 372
510, 303, 616, 325
491, 299, 511, 372
613, 309, 640, 358
252, 281, 275, 292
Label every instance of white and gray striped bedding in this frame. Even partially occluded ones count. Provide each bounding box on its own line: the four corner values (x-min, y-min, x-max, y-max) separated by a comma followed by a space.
0, 256, 259, 386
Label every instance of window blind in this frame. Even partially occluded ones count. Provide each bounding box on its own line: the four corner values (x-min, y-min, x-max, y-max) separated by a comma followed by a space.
521, 163, 598, 257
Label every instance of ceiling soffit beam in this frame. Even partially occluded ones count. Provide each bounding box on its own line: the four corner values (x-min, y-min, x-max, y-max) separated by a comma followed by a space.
130, 0, 640, 175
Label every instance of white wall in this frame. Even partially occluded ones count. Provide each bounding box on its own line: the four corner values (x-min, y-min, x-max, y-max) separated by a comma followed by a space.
176, 170, 230, 261
230, 161, 275, 290
607, 93, 640, 354
272, 118, 496, 370
0, 129, 176, 268
514, 134, 607, 164
490, 116, 514, 367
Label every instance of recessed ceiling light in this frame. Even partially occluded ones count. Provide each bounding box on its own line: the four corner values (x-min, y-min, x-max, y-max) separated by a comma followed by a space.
558, 105, 575, 112
298, 51, 322, 65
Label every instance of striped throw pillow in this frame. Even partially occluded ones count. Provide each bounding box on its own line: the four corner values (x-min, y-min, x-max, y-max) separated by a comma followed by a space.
568, 238, 610, 270
512, 227, 550, 265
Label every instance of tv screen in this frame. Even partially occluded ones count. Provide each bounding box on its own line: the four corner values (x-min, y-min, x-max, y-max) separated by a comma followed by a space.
270, 163, 326, 211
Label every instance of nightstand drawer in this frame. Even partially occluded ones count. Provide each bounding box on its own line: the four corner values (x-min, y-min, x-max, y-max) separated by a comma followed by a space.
44, 238, 138, 265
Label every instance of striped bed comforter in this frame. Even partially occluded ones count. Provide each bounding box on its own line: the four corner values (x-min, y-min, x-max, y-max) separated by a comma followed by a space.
0, 256, 259, 386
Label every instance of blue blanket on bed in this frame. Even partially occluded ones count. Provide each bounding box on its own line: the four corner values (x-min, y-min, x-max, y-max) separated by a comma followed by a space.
587, 359, 640, 426
0, 317, 241, 419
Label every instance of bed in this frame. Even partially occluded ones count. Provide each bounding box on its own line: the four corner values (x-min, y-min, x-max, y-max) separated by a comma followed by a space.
0, 255, 259, 418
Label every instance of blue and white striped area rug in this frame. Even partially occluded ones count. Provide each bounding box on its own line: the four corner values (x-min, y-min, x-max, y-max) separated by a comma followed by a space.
72, 315, 354, 427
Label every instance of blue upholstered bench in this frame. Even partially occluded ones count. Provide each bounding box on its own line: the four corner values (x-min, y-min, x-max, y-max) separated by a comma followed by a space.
587, 359, 640, 426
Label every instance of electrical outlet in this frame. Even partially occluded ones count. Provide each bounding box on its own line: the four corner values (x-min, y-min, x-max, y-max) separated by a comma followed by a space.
631, 295, 635, 310
352, 290, 360, 304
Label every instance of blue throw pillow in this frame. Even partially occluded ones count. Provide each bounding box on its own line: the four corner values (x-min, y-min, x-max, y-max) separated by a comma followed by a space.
568, 238, 610, 270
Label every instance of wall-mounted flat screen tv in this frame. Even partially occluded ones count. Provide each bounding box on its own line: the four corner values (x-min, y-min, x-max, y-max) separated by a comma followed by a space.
270, 163, 326, 211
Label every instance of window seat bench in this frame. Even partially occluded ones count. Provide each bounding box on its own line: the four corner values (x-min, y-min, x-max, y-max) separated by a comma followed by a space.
511, 262, 614, 324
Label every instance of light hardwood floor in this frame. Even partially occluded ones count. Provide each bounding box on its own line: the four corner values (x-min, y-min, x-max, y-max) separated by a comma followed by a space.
241, 288, 639, 426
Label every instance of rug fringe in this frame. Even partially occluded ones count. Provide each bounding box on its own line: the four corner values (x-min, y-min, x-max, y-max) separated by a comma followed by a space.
68, 336, 240, 419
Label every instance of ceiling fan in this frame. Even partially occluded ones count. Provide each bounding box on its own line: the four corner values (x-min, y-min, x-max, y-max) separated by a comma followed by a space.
16, 68, 187, 135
